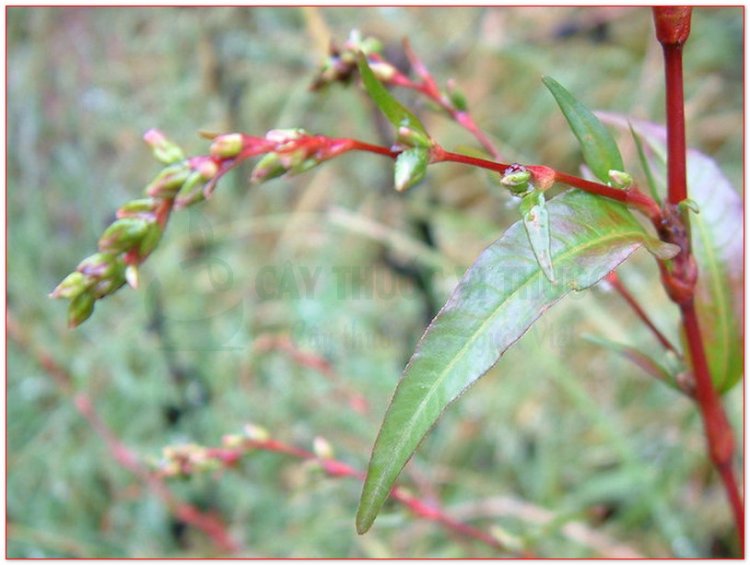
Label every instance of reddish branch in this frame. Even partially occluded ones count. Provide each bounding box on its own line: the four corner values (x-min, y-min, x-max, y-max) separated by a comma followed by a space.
7, 315, 238, 554
653, 7, 743, 551
166, 435, 513, 555
605, 271, 679, 355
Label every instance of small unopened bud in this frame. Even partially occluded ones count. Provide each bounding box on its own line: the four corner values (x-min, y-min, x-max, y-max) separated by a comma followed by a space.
243, 423, 270, 442
174, 171, 207, 209
397, 125, 432, 148
50, 271, 90, 299
144, 129, 185, 164
125, 264, 140, 289
77, 252, 120, 279
265, 128, 306, 144
608, 169, 633, 189
210, 133, 244, 159
137, 222, 163, 258
394, 147, 429, 192
501, 164, 532, 195
251, 152, 287, 184
447, 80, 468, 112
222, 434, 244, 449
196, 159, 218, 181
117, 198, 158, 220
313, 436, 334, 460
68, 291, 95, 328
91, 265, 126, 298
369, 61, 397, 82
359, 36, 383, 55
145, 164, 191, 198
99, 218, 150, 253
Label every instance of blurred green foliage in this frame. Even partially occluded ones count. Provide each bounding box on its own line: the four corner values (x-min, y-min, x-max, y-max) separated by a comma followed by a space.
8, 7, 742, 557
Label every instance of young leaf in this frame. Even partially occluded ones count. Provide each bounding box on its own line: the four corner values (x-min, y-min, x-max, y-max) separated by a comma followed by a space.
542, 76, 624, 183
599, 114, 743, 393
356, 190, 671, 534
519, 190, 555, 282
628, 122, 661, 204
356, 53, 431, 146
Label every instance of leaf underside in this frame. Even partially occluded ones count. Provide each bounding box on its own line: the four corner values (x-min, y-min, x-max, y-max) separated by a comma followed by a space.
598, 113, 743, 393
356, 189, 668, 533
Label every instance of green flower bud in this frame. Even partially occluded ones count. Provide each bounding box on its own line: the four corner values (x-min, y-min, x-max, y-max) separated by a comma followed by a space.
678, 198, 700, 215
394, 147, 429, 192
144, 129, 185, 165
77, 252, 121, 279
289, 157, 320, 176
251, 152, 287, 184
210, 133, 244, 159
608, 169, 633, 189
145, 164, 191, 198
501, 164, 532, 195
138, 222, 163, 258
50, 271, 90, 299
174, 170, 206, 209
117, 198, 158, 220
99, 217, 150, 253
447, 81, 468, 112
397, 125, 432, 148
68, 291, 95, 328
91, 265, 126, 298
359, 36, 383, 55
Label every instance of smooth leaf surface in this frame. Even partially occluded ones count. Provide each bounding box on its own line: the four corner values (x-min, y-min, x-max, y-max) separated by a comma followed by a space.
356, 190, 670, 533
543, 76, 624, 183
600, 114, 743, 393
357, 53, 430, 142
520, 190, 555, 282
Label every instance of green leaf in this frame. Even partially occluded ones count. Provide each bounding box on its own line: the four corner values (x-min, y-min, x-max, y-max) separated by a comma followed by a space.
542, 76, 624, 183
356, 190, 668, 533
357, 53, 430, 146
583, 334, 687, 394
628, 122, 661, 204
520, 190, 555, 282
599, 114, 743, 393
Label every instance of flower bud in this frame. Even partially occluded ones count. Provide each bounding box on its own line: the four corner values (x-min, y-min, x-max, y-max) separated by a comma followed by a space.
678, 198, 700, 215
91, 264, 126, 298
369, 61, 397, 82
265, 128, 307, 144
501, 164, 532, 195
210, 133, 244, 159
396, 125, 432, 148
77, 252, 121, 279
222, 434, 244, 449
117, 198, 158, 220
125, 264, 140, 289
313, 436, 334, 460
138, 222, 163, 258
608, 169, 633, 189
394, 147, 429, 192
99, 217, 150, 253
68, 291, 95, 328
50, 271, 90, 299
447, 80, 468, 112
174, 170, 206, 209
243, 423, 270, 442
145, 164, 191, 198
144, 129, 185, 164
250, 152, 287, 184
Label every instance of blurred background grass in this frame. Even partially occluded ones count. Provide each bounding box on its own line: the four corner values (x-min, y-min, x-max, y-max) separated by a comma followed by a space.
7, 7, 742, 558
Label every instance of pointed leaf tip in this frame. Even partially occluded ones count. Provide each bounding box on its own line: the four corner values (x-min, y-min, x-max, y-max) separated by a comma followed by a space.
542, 76, 624, 183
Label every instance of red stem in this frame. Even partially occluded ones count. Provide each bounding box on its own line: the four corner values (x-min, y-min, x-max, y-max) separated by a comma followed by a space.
680, 301, 743, 550
605, 271, 679, 355
654, 7, 743, 551
662, 44, 688, 205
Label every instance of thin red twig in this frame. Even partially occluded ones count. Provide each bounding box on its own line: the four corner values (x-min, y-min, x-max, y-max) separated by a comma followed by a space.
172, 436, 512, 555
7, 315, 238, 554
605, 271, 679, 355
